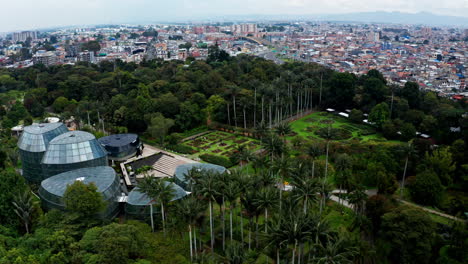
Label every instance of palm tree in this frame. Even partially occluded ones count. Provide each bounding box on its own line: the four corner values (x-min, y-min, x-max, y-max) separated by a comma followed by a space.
272, 155, 292, 213
12, 191, 36, 234
138, 177, 175, 234
307, 142, 323, 178
318, 179, 333, 216
183, 167, 203, 193
347, 185, 368, 215
275, 122, 292, 138
232, 145, 253, 168
196, 171, 219, 251
334, 154, 353, 209
311, 236, 357, 264
214, 172, 228, 250
262, 133, 286, 162
241, 189, 261, 249
251, 155, 269, 173
253, 187, 279, 234
224, 177, 241, 242
227, 84, 241, 127
224, 241, 246, 264
291, 176, 320, 214
176, 196, 207, 261
254, 121, 269, 139
399, 142, 415, 199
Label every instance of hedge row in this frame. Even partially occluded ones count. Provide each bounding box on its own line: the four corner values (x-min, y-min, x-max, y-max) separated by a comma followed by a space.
199, 154, 233, 168
167, 144, 198, 154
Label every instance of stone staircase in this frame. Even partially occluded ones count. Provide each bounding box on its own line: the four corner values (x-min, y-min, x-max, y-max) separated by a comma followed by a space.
152, 154, 187, 177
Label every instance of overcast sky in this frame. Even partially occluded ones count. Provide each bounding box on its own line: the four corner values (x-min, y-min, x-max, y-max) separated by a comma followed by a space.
1, 0, 468, 32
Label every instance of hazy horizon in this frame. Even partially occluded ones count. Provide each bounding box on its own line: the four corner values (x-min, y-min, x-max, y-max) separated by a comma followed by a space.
2, 0, 468, 32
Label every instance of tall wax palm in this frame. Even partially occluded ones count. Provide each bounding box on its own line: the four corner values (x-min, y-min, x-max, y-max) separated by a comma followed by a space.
253, 170, 276, 189
214, 172, 228, 250
12, 191, 36, 234
254, 121, 269, 139
183, 167, 203, 193
176, 196, 207, 261
275, 122, 292, 139
347, 185, 367, 215
196, 171, 219, 251
307, 142, 323, 178
258, 83, 269, 124
291, 176, 320, 215
224, 178, 241, 242
334, 153, 353, 209
227, 84, 241, 127
261, 133, 286, 162
319, 179, 333, 216
399, 142, 415, 199
233, 169, 251, 245
312, 236, 357, 264
251, 155, 269, 173
253, 187, 279, 234
272, 155, 293, 213
241, 189, 261, 249
138, 177, 175, 235
266, 203, 314, 264
239, 90, 252, 130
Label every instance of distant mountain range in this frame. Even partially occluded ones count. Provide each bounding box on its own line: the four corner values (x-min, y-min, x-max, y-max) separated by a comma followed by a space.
321, 11, 468, 26
204, 11, 468, 27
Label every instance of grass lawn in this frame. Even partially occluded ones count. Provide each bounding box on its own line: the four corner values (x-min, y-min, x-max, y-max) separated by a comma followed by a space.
181, 131, 262, 160
288, 112, 397, 143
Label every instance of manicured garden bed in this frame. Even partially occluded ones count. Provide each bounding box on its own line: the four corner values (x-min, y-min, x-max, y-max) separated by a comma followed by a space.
180, 130, 262, 161
288, 112, 386, 142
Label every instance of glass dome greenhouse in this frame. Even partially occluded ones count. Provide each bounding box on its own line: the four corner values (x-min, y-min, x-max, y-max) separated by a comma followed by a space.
38, 166, 120, 218
125, 182, 187, 217
174, 163, 227, 191
18, 123, 69, 182
41, 131, 108, 179
98, 133, 141, 161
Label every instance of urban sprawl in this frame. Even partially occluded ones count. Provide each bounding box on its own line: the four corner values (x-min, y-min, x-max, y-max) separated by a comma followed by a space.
1, 22, 468, 100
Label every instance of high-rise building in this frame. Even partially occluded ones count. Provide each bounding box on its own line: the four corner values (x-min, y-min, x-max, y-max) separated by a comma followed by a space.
231, 24, 257, 34
77, 51, 95, 63
12, 31, 38, 42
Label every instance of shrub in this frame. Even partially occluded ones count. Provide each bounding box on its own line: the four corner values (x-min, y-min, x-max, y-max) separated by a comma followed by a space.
315, 127, 352, 140
408, 170, 443, 206
199, 154, 233, 168
167, 144, 197, 154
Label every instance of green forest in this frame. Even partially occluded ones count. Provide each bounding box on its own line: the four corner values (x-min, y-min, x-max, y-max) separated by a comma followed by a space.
0, 47, 467, 263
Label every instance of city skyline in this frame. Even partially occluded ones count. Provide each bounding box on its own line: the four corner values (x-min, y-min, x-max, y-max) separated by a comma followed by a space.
2, 0, 468, 32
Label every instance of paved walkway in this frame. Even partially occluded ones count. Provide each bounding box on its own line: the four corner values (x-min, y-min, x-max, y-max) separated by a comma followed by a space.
399, 200, 465, 222
329, 189, 465, 222
181, 130, 212, 142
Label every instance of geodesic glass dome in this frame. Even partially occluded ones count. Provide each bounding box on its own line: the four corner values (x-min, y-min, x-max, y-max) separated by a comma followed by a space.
174, 163, 227, 191
41, 131, 108, 179
38, 166, 120, 218
125, 182, 188, 217
18, 123, 69, 182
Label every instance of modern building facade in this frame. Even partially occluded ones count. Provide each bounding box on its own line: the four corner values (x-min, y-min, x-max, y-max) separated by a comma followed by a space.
41, 131, 108, 179
18, 123, 69, 183
39, 166, 120, 218
98, 133, 141, 161
32, 51, 58, 66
